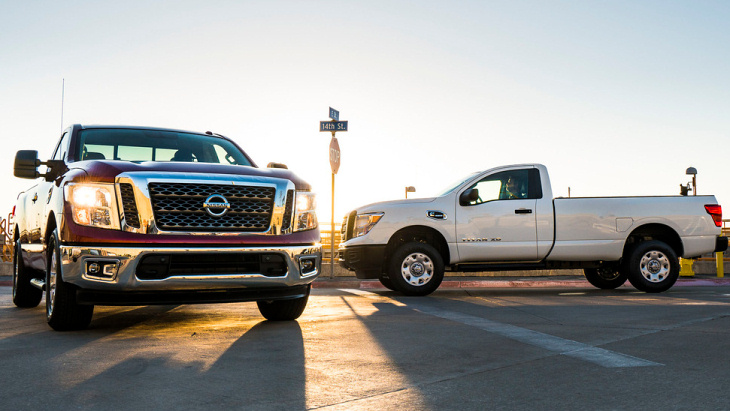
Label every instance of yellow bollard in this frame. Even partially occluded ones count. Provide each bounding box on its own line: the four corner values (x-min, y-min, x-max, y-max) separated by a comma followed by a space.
679, 258, 695, 277
717, 252, 724, 278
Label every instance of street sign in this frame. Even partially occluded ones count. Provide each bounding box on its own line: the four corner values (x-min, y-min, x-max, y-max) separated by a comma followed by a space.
329, 107, 339, 121
329, 137, 340, 174
320, 121, 348, 132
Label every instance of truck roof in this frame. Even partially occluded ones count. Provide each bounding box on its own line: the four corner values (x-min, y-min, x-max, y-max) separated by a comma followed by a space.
76, 124, 225, 139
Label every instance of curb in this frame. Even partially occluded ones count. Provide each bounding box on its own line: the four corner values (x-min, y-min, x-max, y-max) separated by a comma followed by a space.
3, 277, 729, 290
310, 277, 730, 289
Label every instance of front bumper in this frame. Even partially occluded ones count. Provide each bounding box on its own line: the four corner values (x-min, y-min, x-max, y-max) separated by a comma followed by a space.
60, 244, 321, 303
338, 244, 386, 279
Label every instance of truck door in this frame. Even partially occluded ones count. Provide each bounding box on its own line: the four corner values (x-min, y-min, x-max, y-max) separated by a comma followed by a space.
38, 131, 70, 244
455, 168, 540, 262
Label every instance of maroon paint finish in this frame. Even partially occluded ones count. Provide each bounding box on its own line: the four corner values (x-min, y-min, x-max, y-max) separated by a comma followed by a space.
63, 215, 320, 245
17, 124, 319, 250
68, 160, 312, 190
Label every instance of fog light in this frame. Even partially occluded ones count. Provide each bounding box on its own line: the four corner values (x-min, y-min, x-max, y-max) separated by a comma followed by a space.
299, 256, 318, 277
88, 262, 101, 275
85, 260, 119, 281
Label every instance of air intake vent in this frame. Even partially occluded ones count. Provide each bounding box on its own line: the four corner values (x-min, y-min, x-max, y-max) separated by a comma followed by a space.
119, 183, 140, 228
281, 190, 294, 231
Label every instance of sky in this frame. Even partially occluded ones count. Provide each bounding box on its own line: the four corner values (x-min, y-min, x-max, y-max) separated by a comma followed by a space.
2, 0, 729, 228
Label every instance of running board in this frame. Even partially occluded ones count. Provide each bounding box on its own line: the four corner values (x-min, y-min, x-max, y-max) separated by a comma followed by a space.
30, 278, 46, 291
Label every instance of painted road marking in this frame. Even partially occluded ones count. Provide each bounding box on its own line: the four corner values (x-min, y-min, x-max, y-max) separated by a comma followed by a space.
341, 289, 661, 368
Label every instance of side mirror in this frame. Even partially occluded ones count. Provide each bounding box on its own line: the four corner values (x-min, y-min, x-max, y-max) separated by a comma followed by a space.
459, 188, 479, 206
13, 150, 67, 180
14, 150, 40, 179
267, 162, 288, 169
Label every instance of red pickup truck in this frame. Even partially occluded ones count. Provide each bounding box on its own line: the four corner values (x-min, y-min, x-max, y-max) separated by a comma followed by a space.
12, 125, 321, 330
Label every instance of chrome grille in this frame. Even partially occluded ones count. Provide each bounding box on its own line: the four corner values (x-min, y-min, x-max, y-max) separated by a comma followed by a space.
149, 182, 275, 232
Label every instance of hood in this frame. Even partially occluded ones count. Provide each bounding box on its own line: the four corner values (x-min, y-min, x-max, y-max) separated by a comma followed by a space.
356, 197, 437, 213
68, 160, 312, 190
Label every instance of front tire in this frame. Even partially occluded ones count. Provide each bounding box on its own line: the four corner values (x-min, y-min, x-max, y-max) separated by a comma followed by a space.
625, 240, 679, 293
46, 230, 94, 331
378, 274, 398, 291
583, 265, 627, 289
387, 242, 444, 296
12, 239, 43, 308
257, 285, 310, 321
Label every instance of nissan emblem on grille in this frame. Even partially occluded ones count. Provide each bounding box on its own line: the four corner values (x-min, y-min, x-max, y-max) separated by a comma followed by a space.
203, 194, 231, 217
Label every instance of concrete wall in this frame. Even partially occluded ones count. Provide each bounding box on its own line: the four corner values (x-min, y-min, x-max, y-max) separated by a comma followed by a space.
692, 260, 730, 275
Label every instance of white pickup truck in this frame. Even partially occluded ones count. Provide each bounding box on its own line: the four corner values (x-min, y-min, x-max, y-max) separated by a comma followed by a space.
338, 164, 727, 295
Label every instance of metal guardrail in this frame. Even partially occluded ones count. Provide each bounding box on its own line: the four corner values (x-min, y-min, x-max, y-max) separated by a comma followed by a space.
1, 213, 13, 262
320, 223, 342, 263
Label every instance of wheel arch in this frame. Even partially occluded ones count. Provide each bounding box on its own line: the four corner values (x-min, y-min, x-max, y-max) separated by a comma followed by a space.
385, 225, 450, 268
44, 211, 59, 247
623, 223, 683, 259
43, 212, 60, 278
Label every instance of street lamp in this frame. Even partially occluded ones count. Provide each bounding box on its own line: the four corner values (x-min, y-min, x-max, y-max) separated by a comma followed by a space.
686, 167, 697, 196
405, 186, 416, 199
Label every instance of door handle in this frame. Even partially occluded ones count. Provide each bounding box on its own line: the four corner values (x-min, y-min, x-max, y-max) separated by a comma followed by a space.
32, 193, 38, 203
515, 208, 532, 214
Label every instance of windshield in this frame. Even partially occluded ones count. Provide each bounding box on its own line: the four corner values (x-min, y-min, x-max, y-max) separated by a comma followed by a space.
435, 171, 480, 197
76, 129, 252, 166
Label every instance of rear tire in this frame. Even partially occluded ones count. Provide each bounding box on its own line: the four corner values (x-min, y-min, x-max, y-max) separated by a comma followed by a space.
625, 240, 679, 293
583, 265, 627, 289
387, 242, 444, 296
257, 285, 310, 321
46, 230, 94, 331
12, 239, 43, 308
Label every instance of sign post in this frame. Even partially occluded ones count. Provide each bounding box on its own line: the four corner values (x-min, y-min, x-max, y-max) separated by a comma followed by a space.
321, 107, 346, 279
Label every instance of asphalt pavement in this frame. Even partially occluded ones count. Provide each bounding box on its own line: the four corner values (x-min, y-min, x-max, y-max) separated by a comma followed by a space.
3, 285, 730, 410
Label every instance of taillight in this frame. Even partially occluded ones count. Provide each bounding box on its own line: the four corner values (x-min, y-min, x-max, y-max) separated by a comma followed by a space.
11, 206, 15, 217
704, 204, 722, 227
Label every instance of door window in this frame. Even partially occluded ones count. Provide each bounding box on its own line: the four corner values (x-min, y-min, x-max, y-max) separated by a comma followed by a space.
464, 169, 541, 206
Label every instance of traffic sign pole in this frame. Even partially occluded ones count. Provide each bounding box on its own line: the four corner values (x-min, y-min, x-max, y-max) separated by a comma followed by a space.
321, 108, 346, 279
330, 129, 335, 279
331, 168, 335, 279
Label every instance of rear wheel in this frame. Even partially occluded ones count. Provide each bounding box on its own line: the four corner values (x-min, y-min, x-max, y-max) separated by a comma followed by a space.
625, 240, 679, 293
12, 239, 43, 308
583, 265, 627, 289
46, 230, 94, 331
257, 285, 310, 321
387, 242, 444, 296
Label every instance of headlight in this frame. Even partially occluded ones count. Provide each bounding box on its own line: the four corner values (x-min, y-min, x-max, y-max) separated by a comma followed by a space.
353, 213, 383, 238
64, 183, 120, 230
294, 191, 317, 231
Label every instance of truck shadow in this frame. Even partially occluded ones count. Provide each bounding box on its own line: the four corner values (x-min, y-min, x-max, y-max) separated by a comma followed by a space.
59, 320, 307, 409
1, 302, 306, 410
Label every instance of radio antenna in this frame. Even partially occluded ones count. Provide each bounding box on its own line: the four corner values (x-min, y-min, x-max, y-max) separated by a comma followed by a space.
60, 78, 65, 131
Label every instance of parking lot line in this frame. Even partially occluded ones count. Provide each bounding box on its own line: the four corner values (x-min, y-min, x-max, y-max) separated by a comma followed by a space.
341, 289, 662, 368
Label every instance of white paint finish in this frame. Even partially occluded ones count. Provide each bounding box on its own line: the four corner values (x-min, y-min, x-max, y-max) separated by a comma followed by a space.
546, 239, 626, 261
455, 198, 538, 262
341, 164, 722, 265
682, 235, 720, 258
553, 195, 720, 242
616, 217, 634, 232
